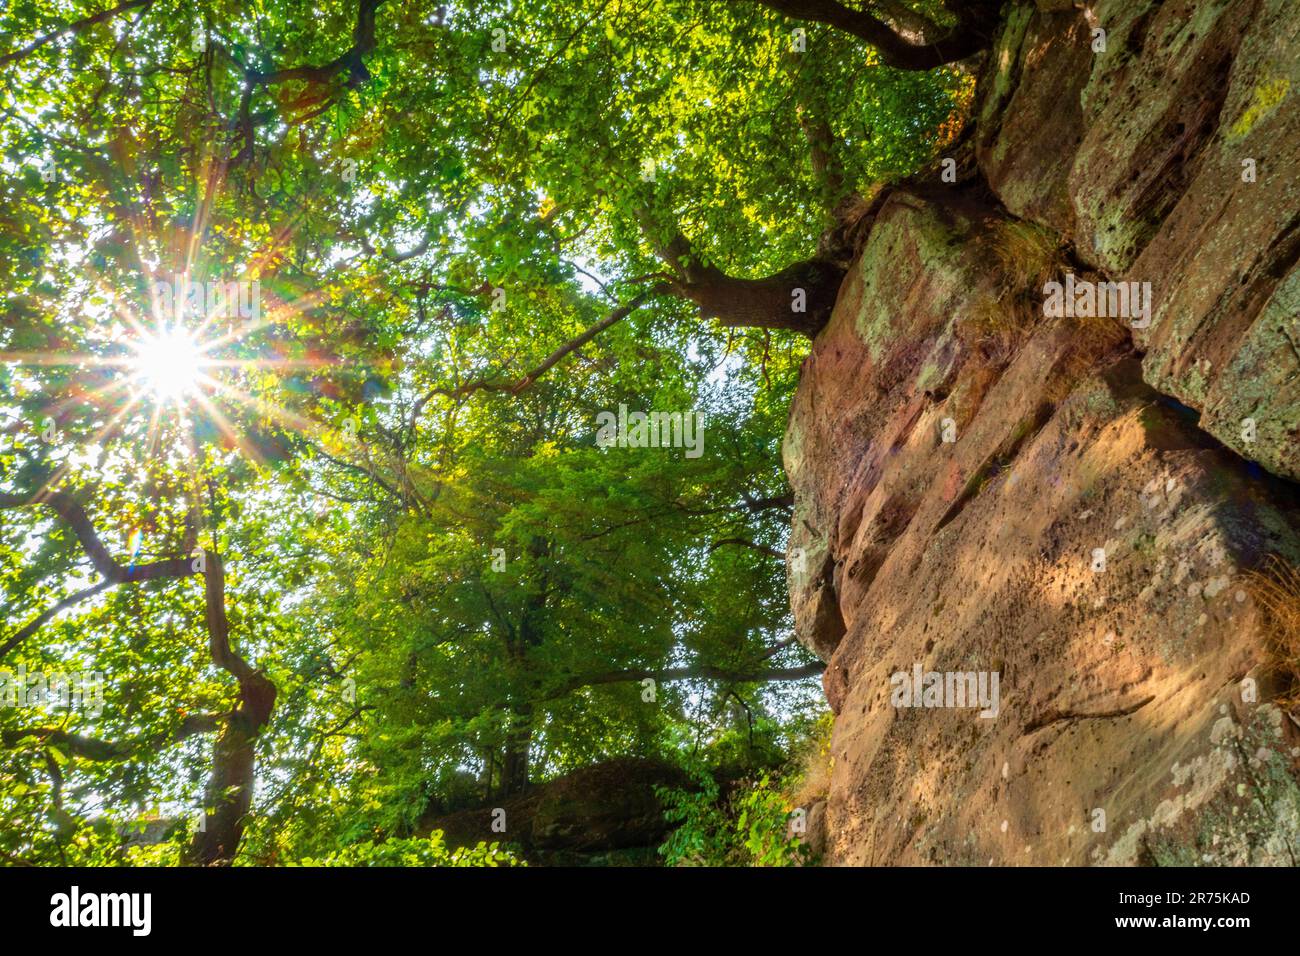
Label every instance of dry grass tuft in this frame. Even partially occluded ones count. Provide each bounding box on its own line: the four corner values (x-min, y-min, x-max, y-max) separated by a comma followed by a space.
957, 220, 1131, 380
990, 220, 1062, 293
956, 294, 1035, 365
956, 221, 1067, 365
1045, 311, 1130, 403
1246, 554, 1300, 708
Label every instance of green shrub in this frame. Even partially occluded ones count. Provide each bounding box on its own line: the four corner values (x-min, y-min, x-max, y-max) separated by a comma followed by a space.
291, 832, 522, 867
657, 770, 809, 867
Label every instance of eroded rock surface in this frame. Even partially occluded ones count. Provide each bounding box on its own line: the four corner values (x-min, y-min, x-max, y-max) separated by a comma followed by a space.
979, 0, 1300, 479
787, 0, 1300, 865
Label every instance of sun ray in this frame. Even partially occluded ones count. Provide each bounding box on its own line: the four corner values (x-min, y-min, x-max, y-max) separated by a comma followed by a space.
0, 352, 135, 367
4, 219, 400, 514
203, 357, 337, 371
196, 283, 332, 351
187, 389, 269, 469
142, 387, 168, 458
25, 377, 138, 435
198, 376, 331, 439
28, 391, 146, 503
199, 374, 433, 492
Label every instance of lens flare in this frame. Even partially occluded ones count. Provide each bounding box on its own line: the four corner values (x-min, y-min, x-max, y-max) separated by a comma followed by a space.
132, 327, 204, 401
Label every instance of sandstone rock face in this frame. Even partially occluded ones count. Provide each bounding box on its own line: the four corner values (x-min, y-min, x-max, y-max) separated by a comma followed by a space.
787, 1, 1300, 864
978, 0, 1300, 479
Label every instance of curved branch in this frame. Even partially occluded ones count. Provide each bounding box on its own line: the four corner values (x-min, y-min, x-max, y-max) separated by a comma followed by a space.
547, 660, 825, 700
749, 0, 998, 70
216, 0, 388, 165
409, 287, 665, 424
871, 0, 944, 41
186, 549, 277, 866
0, 581, 112, 663
648, 225, 843, 336
709, 538, 786, 560
243, 0, 387, 89
0, 488, 202, 659
0, 490, 195, 584
0, 0, 153, 69
742, 492, 796, 512
2, 714, 225, 762
1, 491, 273, 865
1, 486, 274, 865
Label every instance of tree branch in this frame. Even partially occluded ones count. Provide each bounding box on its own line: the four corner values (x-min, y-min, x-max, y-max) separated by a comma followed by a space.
742, 492, 796, 512
749, 0, 998, 70
0, 490, 195, 584
216, 0, 388, 165
871, 0, 944, 42
547, 660, 825, 700
244, 0, 387, 89
0, 581, 112, 663
0, 0, 153, 68
709, 538, 786, 560
186, 549, 277, 866
648, 225, 842, 336
2, 714, 225, 762
1, 488, 274, 864
757, 635, 801, 660
409, 287, 664, 423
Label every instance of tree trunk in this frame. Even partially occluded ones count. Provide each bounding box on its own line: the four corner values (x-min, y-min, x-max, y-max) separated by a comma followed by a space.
677, 257, 845, 337
499, 704, 533, 798
495, 535, 550, 799
184, 680, 275, 866
648, 226, 845, 336
183, 550, 277, 866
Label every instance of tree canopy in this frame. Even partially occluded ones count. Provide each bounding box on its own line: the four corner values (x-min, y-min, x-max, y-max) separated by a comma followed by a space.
0, 0, 977, 865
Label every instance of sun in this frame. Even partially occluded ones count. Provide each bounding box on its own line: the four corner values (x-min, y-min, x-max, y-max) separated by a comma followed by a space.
131, 326, 205, 401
